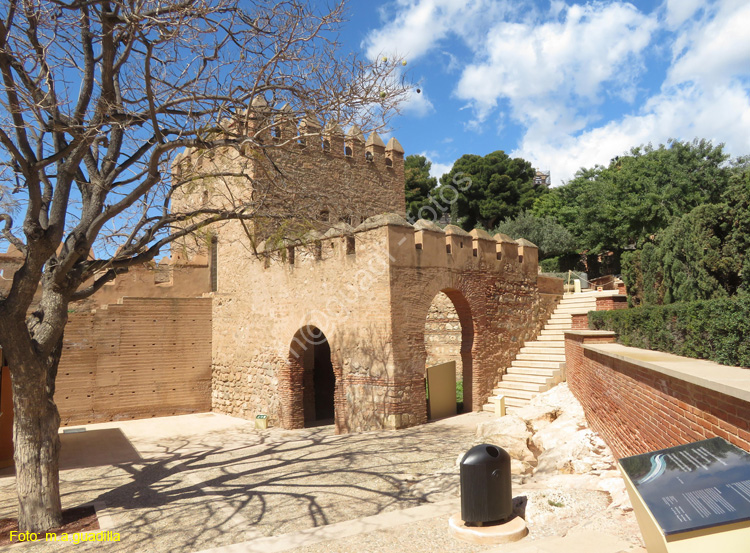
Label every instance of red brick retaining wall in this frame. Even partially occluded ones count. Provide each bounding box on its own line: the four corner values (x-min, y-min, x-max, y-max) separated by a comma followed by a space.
565, 331, 750, 458
571, 313, 589, 330
595, 294, 628, 311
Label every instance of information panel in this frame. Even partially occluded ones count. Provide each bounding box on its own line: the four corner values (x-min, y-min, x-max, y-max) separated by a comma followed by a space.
620, 437, 750, 535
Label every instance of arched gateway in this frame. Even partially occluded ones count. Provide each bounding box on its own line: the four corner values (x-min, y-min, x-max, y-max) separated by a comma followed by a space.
288, 326, 336, 428
210, 214, 559, 434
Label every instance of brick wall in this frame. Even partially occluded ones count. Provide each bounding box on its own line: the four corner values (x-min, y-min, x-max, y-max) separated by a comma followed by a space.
57, 297, 212, 426
571, 313, 589, 330
570, 294, 628, 330
595, 294, 628, 311
565, 330, 750, 458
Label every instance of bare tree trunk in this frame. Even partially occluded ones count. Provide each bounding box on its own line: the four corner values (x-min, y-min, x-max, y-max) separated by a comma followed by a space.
9, 345, 63, 532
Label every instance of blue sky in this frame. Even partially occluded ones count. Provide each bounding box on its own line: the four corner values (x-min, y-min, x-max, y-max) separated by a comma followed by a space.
331, 0, 750, 185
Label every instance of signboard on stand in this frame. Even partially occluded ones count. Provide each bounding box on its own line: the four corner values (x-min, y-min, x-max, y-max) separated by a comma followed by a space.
619, 437, 750, 552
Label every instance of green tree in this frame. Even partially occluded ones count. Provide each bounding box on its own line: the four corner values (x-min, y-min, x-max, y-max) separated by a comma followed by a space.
621, 168, 750, 305
537, 139, 732, 254
494, 211, 576, 259
438, 151, 542, 230
404, 155, 437, 222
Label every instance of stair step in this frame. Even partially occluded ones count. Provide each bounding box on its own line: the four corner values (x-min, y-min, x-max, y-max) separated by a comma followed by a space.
544, 323, 571, 330
511, 359, 565, 369
507, 366, 561, 377
505, 396, 531, 407
494, 381, 547, 393
483, 396, 531, 413
564, 290, 622, 297
520, 346, 564, 355
517, 353, 566, 362
536, 335, 565, 342
523, 340, 564, 348
503, 374, 553, 385
549, 313, 573, 319
490, 387, 538, 400
540, 329, 565, 336
555, 307, 595, 314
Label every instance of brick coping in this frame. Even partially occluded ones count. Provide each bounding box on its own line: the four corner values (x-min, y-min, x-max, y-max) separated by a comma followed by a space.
581, 342, 750, 404
564, 330, 617, 337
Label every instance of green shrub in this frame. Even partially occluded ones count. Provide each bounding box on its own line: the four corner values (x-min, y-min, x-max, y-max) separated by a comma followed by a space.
588, 296, 750, 367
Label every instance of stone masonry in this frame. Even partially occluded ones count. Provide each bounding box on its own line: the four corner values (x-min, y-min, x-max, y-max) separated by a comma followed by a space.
1, 110, 563, 433
210, 214, 560, 432
424, 292, 463, 378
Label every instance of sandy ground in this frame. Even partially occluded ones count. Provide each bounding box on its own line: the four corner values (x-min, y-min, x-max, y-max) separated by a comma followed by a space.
0, 410, 643, 553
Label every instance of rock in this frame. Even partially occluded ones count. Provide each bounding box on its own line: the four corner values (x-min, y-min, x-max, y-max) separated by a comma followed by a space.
512, 402, 562, 433
511, 458, 532, 475
476, 414, 535, 463
526, 382, 585, 418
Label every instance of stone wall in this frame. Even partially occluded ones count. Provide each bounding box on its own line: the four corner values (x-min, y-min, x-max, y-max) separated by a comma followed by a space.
57, 297, 212, 425
0, 244, 211, 309
424, 292, 463, 378
209, 215, 555, 433
564, 330, 750, 457
387, 225, 556, 416
211, 224, 396, 432
171, 119, 406, 244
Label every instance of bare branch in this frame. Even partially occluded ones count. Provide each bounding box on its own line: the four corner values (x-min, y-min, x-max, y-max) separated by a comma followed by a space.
1, 213, 26, 253
70, 267, 124, 301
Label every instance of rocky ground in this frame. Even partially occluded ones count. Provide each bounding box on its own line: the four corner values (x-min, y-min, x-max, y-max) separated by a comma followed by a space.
474, 384, 643, 546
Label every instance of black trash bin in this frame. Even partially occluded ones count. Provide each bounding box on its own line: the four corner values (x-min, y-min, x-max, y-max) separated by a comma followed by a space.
460, 443, 513, 526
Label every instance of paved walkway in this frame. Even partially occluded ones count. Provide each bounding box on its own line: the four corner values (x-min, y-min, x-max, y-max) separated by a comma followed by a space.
0, 412, 643, 553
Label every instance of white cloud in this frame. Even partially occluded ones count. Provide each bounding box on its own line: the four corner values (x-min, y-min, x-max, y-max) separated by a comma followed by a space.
515, 0, 750, 183
400, 87, 435, 117
418, 150, 453, 179
515, 82, 750, 184
429, 162, 453, 179
664, 0, 703, 28
363, 0, 513, 61
367, 0, 750, 184
455, 3, 656, 124
667, 1, 750, 86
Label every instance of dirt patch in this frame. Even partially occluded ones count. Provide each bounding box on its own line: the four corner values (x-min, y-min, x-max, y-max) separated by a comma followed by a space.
0, 505, 99, 547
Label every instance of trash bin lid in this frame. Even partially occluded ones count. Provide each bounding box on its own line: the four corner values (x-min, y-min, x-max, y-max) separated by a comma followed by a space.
461, 444, 510, 466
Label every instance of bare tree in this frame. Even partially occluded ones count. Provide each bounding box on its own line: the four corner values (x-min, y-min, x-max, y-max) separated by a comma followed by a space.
0, 0, 407, 532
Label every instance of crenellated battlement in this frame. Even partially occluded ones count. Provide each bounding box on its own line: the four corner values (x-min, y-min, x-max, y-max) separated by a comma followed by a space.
170, 108, 406, 238
88, 252, 211, 306
172, 108, 405, 178
253, 213, 539, 275
0, 244, 211, 307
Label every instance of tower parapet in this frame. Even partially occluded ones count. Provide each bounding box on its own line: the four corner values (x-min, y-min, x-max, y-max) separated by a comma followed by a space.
254, 214, 540, 275
171, 109, 407, 238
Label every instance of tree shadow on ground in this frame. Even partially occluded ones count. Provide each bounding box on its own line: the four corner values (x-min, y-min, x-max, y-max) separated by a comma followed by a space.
72, 422, 471, 553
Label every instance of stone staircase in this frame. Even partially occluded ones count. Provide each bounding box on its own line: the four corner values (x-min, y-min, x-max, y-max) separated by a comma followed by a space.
483, 290, 621, 414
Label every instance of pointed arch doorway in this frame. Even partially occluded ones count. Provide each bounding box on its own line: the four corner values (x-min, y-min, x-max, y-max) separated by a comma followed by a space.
289, 326, 335, 427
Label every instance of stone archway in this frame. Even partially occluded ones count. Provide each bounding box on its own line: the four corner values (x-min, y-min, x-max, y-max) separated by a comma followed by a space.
288, 326, 336, 428
423, 288, 474, 412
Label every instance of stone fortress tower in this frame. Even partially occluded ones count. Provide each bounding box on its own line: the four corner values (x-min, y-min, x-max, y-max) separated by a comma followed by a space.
168, 104, 560, 433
